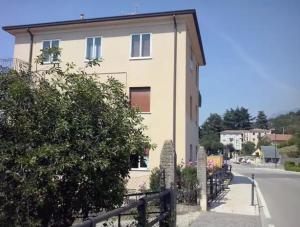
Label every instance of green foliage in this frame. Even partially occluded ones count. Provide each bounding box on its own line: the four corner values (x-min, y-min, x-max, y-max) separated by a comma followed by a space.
257, 137, 271, 149
149, 167, 160, 192
200, 113, 223, 138
200, 133, 224, 155
176, 165, 198, 190
277, 137, 296, 148
0, 64, 152, 226
180, 166, 198, 190
269, 110, 300, 134
223, 107, 253, 130
241, 142, 256, 155
279, 145, 300, 158
255, 111, 269, 129
284, 161, 300, 172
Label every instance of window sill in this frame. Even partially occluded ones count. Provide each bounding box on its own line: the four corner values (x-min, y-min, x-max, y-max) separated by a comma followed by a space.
130, 168, 149, 172
42, 61, 60, 65
129, 57, 152, 60
84, 58, 104, 63
139, 112, 151, 115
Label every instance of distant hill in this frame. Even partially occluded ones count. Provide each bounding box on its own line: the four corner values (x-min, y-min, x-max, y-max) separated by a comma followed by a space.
269, 110, 300, 134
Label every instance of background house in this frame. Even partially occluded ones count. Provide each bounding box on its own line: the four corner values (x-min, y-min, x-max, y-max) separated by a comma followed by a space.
220, 128, 271, 151
220, 130, 247, 151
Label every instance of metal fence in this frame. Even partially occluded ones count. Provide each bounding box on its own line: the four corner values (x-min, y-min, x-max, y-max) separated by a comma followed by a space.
0, 58, 30, 73
207, 165, 232, 206
73, 189, 173, 227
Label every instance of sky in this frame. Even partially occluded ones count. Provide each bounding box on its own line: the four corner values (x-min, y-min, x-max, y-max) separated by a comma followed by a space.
1, 0, 300, 124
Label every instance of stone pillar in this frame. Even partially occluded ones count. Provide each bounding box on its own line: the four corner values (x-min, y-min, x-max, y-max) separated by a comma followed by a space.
197, 146, 207, 211
160, 140, 176, 227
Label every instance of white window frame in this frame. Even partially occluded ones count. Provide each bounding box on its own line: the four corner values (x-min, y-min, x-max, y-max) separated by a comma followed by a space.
130, 33, 152, 60
42, 39, 60, 64
131, 155, 149, 171
84, 36, 103, 61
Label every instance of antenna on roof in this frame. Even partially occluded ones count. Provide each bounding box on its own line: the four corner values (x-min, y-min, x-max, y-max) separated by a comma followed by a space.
131, 3, 140, 15
80, 13, 85, 20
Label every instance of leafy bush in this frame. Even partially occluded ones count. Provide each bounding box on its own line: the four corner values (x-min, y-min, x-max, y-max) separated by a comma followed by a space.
149, 167, 161, 191
180, 166, 198, 190
0, 66, 151, 226
284, 161, 300, 172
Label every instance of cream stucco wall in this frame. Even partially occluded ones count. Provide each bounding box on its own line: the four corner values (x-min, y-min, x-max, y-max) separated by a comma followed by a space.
11, 15, 203, 189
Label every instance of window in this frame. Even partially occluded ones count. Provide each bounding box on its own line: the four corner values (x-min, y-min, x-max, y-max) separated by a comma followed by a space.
130, 149, 149, 170
42, 40, 60, 63
85, 37, 102, 60
195, 105, 198, 125
189, 144, 193, 162
130, 87, 150, 112
189, 48, 195, 71
131, 33, 151, 58
190, 96, 192, 120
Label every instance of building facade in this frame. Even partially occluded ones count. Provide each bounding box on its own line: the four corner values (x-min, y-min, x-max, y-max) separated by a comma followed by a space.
3, 10, 206, 188
220, 129, 271, 151
220, 130, 246, 151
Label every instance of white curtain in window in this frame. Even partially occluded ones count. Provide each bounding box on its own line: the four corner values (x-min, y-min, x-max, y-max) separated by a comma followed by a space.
131, 35, 140, 57
52, 40, 59, 61
94, 37, 101, 59
141, 34, 150, 57
43, 41, 50, 62
86, 38, 93, 60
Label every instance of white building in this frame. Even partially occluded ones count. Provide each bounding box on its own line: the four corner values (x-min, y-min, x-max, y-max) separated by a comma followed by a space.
220, 130, 247, 151
220, 129, 271, 151
243, 129, 271, 146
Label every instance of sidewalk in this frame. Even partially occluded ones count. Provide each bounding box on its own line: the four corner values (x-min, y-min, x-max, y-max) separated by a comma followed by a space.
190, 172, 261, 227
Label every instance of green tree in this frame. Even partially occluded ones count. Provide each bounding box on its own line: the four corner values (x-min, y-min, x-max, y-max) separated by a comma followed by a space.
255, 111, 268, 129
0, 63, 152, 225
257, 137, 271, 149
201, 113, 223, 137
241, 142, 256, 155
223, 107, 253, 130
269, 110, 300, 134
200, 133, 224, 155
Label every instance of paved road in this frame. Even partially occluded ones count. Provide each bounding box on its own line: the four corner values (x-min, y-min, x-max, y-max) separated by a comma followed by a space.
232, 163, 300, 227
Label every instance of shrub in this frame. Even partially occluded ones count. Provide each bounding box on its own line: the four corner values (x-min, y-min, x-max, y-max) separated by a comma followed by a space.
284, 161, 300, 172
180, 166, 198, 190
0, 66, 152, 226
149, 167, 161, 191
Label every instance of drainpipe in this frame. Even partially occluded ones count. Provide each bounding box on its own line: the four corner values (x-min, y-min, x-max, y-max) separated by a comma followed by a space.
26, 28, 33, 71
172, 15, 177, 152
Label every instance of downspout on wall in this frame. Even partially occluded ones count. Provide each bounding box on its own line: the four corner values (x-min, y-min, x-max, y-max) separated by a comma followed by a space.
172, 15, 177, 152
26, 28, 33, 71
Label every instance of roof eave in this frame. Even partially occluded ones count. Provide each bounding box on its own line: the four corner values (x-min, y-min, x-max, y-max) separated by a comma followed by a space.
2, 9, 206, 66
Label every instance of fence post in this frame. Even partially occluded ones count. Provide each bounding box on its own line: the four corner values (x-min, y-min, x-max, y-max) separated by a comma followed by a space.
137, 198, 146, 227
160, 140, 177, 227
251, 174, 255, 206
197, 147, 207, 211
210, 175, 213, 200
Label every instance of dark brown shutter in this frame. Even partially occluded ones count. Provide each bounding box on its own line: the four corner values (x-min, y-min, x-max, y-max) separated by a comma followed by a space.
130, 87, 150, 112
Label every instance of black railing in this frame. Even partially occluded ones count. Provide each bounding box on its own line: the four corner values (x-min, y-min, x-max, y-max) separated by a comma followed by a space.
0, 58, 30, 73
207, 165, 232, 206
73, 189, 173, 227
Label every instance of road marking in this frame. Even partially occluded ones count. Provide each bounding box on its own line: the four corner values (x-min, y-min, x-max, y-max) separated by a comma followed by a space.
268, 224, 275, 227
254, 180, 271, 219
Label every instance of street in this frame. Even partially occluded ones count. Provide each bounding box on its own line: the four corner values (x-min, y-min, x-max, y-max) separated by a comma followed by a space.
233, 163, 300, 227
